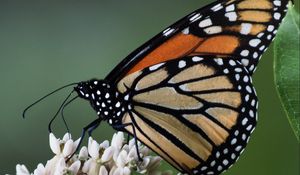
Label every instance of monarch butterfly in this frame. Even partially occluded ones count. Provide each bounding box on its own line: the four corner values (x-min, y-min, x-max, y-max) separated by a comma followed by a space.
24, 0, 289, 174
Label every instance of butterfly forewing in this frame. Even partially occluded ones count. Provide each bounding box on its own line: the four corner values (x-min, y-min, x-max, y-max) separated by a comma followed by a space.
107, 0, 288, 83
117, 56, 257, 174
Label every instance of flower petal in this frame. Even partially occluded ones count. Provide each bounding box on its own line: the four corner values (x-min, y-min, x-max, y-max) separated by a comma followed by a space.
16, 164, 30, 175
54, 158, 65, 175
49, 133, 61, 155
33, 163, 45, 175
123, 167, 131, 175
111, 132, 124, 150
113, 149, 120, 163
73, 137, 81, 151
68, 160, 81, 174
78, 146, 89, 160
100, 140, 110, 149
99, 165, 108, 175
88, 137, 93, 148
116, 150, 128, 167
89, 139, 100, 159
43, 156, 60, 175
101, 146, 115, 162
127, 145, 138, 161
112, 167, 123, 175
122, 144, 129, 153
128, 139, 135, 150
82, 159, 92, 173
62, 133, 71, 142
62, 139, 74, 157
139, 156, 151, 170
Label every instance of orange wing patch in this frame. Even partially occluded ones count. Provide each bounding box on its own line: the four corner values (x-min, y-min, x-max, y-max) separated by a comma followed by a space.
127, 33, 203, 75
126, 33, 240, 75
237, 0, 273, 10
239, 11, 272, 22
191, 35, 239, 55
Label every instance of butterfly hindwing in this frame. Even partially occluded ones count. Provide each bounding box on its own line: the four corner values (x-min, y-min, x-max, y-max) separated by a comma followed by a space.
117, 56, 258, 174
107, 0, 289, 83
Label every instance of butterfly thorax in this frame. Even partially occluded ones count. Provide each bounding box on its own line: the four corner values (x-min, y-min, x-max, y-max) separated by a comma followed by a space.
74, 79, 129, 126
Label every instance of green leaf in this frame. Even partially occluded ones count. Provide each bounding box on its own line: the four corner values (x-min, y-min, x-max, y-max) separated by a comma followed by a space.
274, 4, 300, 142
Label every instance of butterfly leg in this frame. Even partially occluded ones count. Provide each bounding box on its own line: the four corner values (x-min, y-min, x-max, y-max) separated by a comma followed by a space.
113, 122, 142, 161
126, 133, 130, 144
87, 119, 101, 137
66, 117, 102, 162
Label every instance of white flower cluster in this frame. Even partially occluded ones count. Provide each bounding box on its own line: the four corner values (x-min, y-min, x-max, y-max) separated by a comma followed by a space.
16, 132, 172, 175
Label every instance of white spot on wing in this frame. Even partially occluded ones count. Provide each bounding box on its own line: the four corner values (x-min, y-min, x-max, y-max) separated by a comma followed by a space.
192, 56, 203, 62
189, 13, 202, 22
240, 50, 249, 56
249, 39, 261, 47
257, 32, 264, 38
214, 58, 224, 65
211, 3, 223, 11
273, 0, 281, 6
179, 84, 189, 91
223, 68, 229, 74
267, 25, 275, 32
253, 52, 258, 59
226, 4, 235, 12
246, 85, 252, 93
240, 23, 252, 35
229, 60, 236, 66
204, 26, 222, 34
267, 34, 272, 40
149, 63, 165, 71
274, 12, 281, 20
182, 27, 189, 34
235, 68, 242, 72
225, 12, 237, 21
199, 18, 212, 28
243, 76, 249, 82
223, 159, 229, 166
259, 45, 266, 51
178, 60, 186, 68
163, 28, 175, 36
242, 118, 248, 125
241, 59, 249, 66
249, 65, 255, 72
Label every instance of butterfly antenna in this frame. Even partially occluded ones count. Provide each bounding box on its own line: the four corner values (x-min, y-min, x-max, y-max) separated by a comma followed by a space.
22, 82, 78, 119
48, 89, 75, 133
60, 96, 79, 134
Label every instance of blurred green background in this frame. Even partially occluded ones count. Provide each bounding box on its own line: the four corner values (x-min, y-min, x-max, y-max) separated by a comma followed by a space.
0, 0, 299, 174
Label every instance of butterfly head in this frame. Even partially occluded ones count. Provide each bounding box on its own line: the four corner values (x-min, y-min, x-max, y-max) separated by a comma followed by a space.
74, 79, 122, 122
74, 79, 105, 100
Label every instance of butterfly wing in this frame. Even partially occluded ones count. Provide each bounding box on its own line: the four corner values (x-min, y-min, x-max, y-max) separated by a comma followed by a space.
104, 0, 288, 173
116, 56, 257, 174
106, 0, 288, 84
